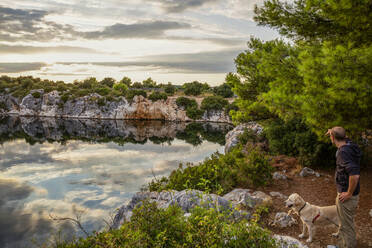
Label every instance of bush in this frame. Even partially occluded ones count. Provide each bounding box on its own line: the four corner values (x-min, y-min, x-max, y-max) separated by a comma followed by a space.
213, 83, 234, 98
201, 96, 228, 112
148, 92, 167, 102
96, 87, 110, 96
112, 82, 128, 93
0, 101, 7, 110
164, 83, 176, 95
61, 93, 69, 103
126, 89, 147, 101
183, 81, 205, 96
186, 106, 204, 120
263, 117, 336, 167
31, 91, 41, 98
225, 101, 239, 117
97, 98, 105, 106
176, 97, 197, 109
99, 77, 115, 88
56, 201, 276, 248
147, 146, 273, 194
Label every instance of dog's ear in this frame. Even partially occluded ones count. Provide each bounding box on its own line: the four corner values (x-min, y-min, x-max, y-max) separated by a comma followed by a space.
293, 194, 304, 206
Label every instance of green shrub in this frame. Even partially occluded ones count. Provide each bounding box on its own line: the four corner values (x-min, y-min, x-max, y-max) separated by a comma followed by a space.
131, 82, 143, 88
164, 83, 176, 95
175, 97, 197, 109
125, 90, 147, 101
237, 145, 273, 187
148, 92, 167, 102
76, 89, 90, 97
183, 81, 206, 96
201, 96, 228, 112
186, 106, 204, 120
225, 101, 239, 117
263, 117, 336, 167
97, 98, 106, 106
0, 101, 7, 110
31, 91, 41, 98
55, 201, 276, 248
112, 82, 128, 93
213, 83, 234, 98
61, 93, 69, 103
96, 87, 110, 96
147, 146, 273, 194
99, 77, 116, 88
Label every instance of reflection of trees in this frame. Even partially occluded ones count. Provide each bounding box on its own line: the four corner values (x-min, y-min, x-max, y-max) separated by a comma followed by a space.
175, 122, 231, 146
0, 117, 232, 146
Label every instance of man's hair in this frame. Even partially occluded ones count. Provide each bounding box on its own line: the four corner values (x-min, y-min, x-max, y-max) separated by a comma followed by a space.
331, 126, 346, 141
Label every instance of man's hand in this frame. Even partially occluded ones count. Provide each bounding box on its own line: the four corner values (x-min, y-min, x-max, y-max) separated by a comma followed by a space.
339, 192, 352, 203
325, 129, 332, 136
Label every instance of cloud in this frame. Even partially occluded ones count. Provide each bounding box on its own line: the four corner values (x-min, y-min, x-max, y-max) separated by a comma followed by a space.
0, 6, 191, 41
59, 48, 240, 73
0, 44, 104, 54
81, 21, 191, 39
0, 62, 47, 73
0, 6, 77, 42
149, 0, 218, 13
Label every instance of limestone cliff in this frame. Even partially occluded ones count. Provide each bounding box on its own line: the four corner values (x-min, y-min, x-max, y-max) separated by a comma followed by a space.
0, 90, 231, 123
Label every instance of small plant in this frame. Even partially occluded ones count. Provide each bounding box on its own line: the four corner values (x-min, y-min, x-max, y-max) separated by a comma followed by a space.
0, 101, 7, 110
176, 97, 197, 109
125, 89, 147, 101
201, 96, 228, 112
148, 92, 167, 102
186, 106, 204, 120
164, 83, 176, 95
97, 98, 106, 106
31, 91, 41, 98
61, 93, 69, 103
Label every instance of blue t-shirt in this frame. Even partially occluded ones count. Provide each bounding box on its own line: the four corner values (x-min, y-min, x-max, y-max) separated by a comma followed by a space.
335, 140, 362, 196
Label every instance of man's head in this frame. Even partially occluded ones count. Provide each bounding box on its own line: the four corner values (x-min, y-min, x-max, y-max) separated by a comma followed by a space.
327, 126, 346, 145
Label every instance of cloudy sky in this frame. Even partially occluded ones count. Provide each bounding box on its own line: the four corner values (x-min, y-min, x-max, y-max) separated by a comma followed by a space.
0, 0, 278, 85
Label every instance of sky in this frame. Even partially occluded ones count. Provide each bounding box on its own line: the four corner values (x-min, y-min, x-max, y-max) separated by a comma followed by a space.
0, 0, 279, 85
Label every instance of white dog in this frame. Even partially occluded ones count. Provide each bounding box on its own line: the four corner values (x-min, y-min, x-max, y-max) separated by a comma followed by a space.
285, 193, 339, 243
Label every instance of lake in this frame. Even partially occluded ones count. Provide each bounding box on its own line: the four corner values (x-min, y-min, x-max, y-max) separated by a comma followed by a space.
0, 116, 232, 248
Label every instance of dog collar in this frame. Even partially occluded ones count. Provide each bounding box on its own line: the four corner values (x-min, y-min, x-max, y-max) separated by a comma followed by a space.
298, 202, 307, 214
312, 213, 321, 224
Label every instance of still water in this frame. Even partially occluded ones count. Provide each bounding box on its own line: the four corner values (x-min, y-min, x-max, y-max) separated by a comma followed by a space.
0, 117, 232, 247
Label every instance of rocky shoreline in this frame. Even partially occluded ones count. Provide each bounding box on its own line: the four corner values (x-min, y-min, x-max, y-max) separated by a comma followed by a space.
0, 90, 231, 123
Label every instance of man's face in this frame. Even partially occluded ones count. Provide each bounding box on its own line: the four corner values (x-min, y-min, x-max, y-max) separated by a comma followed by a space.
330, 134, 335, 144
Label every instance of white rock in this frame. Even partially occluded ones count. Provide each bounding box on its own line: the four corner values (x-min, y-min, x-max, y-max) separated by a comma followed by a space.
272, 212, 297, 228
273, 172, 288, 180
270, 192, 287, 199
299, 167, 315, 177
224, 122, 263, 153
369, 209, 372, 218
274, 235, 309, 248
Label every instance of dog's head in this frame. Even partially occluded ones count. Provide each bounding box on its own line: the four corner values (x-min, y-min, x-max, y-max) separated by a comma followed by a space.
285, 193, 305, 209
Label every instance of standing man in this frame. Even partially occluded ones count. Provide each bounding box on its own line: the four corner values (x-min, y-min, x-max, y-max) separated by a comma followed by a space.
326, 127, 362, 248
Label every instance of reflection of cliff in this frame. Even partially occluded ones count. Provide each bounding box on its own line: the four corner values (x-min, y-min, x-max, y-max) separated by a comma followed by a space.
0, 116, 232, 146
0, 91, 231, 123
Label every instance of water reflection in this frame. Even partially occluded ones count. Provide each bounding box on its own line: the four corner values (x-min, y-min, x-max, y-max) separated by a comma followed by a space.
0, 117, 232, 247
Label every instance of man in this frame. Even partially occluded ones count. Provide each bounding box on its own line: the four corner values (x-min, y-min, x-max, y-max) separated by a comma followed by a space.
326, 127, 362, 248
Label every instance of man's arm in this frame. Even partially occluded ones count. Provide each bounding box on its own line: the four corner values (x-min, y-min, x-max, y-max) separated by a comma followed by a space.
339, 175, 360, 202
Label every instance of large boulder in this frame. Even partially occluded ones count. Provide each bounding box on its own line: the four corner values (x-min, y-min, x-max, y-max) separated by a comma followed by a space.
224, 122, 263, 153
222, 188, 272, 209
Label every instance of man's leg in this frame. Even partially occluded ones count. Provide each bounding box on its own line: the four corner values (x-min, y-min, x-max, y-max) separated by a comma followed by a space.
336, 193, 359, 248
